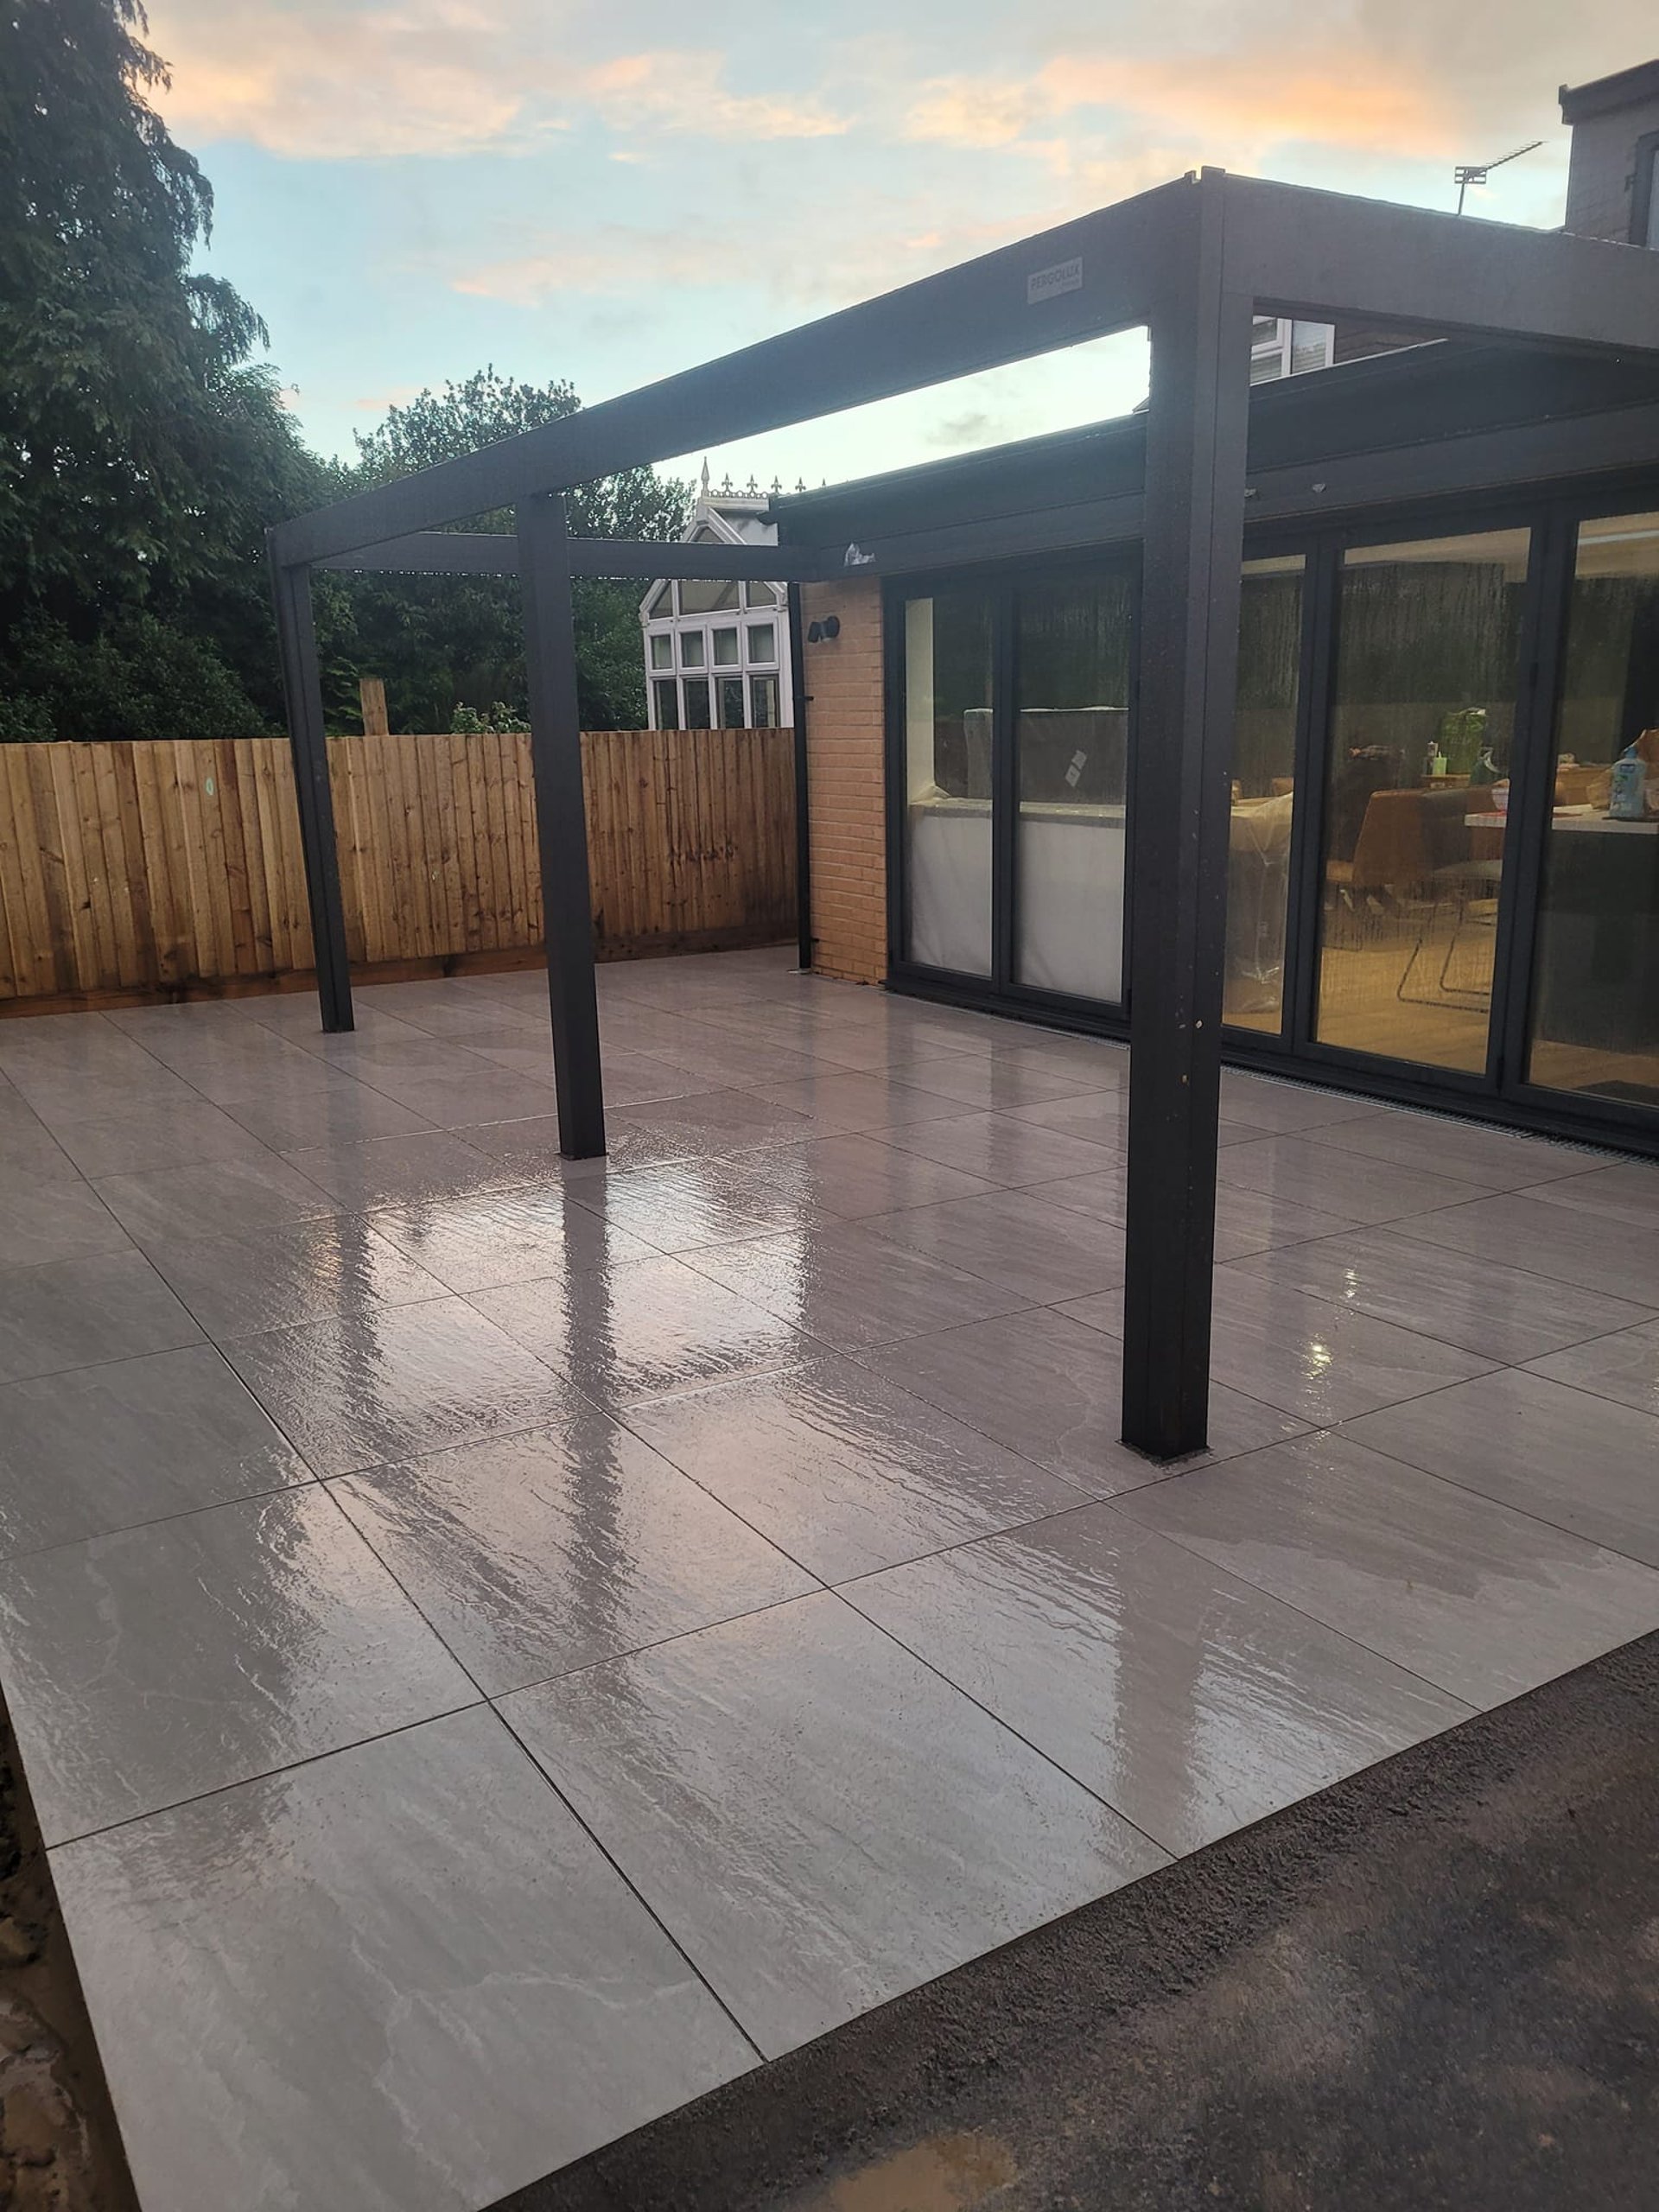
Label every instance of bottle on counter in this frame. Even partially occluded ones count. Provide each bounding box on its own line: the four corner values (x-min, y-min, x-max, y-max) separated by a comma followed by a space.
1609, 743, 1648, 822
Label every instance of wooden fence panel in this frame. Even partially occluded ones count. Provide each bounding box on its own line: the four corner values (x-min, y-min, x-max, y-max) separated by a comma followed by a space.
0, 728, 796, 1007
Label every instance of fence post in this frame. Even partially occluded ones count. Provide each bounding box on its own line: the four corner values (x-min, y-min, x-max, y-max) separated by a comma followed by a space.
270, 550, 354, 1033
359, 677, 390, 735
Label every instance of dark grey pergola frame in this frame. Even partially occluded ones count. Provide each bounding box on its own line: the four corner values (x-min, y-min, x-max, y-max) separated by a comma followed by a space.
270, 166, 1659, 1462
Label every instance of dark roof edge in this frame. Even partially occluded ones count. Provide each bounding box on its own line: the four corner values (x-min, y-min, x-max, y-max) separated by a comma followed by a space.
1560, 60, 1659, 126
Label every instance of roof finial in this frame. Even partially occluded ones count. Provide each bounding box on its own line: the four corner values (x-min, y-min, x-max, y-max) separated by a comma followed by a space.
700, 457, 711, 497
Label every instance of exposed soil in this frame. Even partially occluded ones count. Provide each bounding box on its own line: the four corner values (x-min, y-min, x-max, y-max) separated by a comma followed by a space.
0, 1698, 136, 2212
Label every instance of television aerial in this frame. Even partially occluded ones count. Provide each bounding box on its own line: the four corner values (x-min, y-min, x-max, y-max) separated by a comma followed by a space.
1454, 140, 1544, 215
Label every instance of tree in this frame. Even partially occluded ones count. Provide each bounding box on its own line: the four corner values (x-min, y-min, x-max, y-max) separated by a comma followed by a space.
0, 0, 324, 739
332, 369, 691, 731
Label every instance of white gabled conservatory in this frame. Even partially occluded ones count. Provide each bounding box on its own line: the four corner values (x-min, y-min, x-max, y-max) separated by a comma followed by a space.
640, 467, 795, 731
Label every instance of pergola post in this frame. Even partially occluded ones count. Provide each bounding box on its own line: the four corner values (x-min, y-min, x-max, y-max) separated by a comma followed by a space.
1120, 183, 1253, 1459
518, 492, 606, 1159
786, 581, 813, 970
270, 553, 354, 1033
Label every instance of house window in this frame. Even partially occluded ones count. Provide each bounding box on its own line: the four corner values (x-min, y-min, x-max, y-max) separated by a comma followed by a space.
746, 581, 779, 608
653, 678, 680, 729
683, 677, 712, 728
1637, 132, 1659, 246
649, 632, 672, 670
712, 626, 740, 666
680, 577, 741, 613
749, 672, 779, 726
681, 631, 706, 668
647, 582, 676, 617
718, 676, 747, 728
747, 621, 777, 664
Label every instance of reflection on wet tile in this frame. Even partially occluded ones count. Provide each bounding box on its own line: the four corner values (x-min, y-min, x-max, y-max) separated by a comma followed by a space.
848, 1505, 1471, 1856
365, 1186, 656, 1293
1117, 1432, 1659, 1707
896, 1055, 1107, 1112
861, 1307, 1303, 1492
1228, 1229, 1656, 1367
1205, 1265, 1494, 1424
0, 1488, 474, 1841
1028, 1166, 1357, 1260
626, 1357, 1084, 1580
225, 1297, 575, 1477
569, 1154, 828, 1253
93, 1152, 338, 1246
0, 1345, 310, 1558
53, 1709, 754, 2212
221, 1080, 434, 1154
0, 1249, 201, 1384
361, 1068, 561, 1129
603, 1088, 817, 1161
746, 1070, 968, 1135
1219, 1134, 1490, 1226
282, 1129, 522, 1211
333, 1416, 816, 1694
1526, 1320, 1659, 1420
503, 1593, 1166, 2056
144, 1212, 449, 1338
682, 1224, 1032, 1353
1344, 1367, 1659, 1567
472, 1255, 810, 1407
867, 1188, 1126, 1305
1304, 1108, 1598, 1192
880, 1111, 1121, 1188
1393, 1190, 1659, 1307
0, 1175, 130, 1269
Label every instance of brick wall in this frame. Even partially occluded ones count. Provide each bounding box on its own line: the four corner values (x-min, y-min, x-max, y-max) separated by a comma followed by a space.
800, 576, 887, 984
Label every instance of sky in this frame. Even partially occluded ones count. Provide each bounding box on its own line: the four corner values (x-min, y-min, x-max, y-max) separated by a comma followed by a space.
144, 0, 1657, 494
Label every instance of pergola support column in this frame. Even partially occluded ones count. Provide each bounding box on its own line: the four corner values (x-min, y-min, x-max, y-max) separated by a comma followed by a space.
270, 554, 354, 1033
1120, 199, 1253, 1459
518, 493, 607, 1159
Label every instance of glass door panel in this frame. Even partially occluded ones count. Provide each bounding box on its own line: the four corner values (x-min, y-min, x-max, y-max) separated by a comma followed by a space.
901, 589, 995, 976
1013, 569, 1134, 1003
1528, 512, 1659, 1107
1313, 528, 1531, 1073
1226, 556, 1305, 1033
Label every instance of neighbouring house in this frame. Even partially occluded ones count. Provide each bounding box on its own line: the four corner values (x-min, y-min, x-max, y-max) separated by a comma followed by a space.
640, 465, 795, 731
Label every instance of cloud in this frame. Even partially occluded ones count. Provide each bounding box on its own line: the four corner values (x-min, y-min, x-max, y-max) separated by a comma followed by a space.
579, 51, 849, 141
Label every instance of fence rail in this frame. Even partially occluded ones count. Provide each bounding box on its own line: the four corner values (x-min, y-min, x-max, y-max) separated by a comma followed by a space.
0, 728, 797, 1006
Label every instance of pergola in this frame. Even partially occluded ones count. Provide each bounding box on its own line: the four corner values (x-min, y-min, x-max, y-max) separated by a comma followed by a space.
270, 167, 1659, 1462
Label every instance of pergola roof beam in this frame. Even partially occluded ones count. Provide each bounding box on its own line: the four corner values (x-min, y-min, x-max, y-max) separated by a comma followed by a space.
315, 533, 843, 581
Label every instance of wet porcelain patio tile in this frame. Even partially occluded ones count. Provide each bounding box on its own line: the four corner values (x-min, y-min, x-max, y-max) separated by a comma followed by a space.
1392, 1190, 1659, 1307
567, 1154, 833, 1253
1302, 1108, 1600, 1193
625, 1357, 1084, 1580
461, 1111, 709, 1178
1227, 1228, 1656, 1366
1512, 1157, 1659, 1231
1217, 1134, 1491, 1226
878, 1110, 1122, 1187
865, 1187, 1126, 1305
51, 1707, 754, 2212
143, 1213, 450, 1338
1029, 1166, 1357, 1261
0, 1084, 77, 1186
364, 1186, 656, 1294
8, 1063, 202, 1125
0, 1344, 310, 1558
357, 1068, 563, 1128
332, 1415, 816, 1694
471, 1255, 811, 1408
734, 1135, 998, 1222
846, 1504, 1471, 1857
679, 1223, 1033, 1353
1116, 1431, 1659, 1708
1217, 1071, 1381, 1137
603, 1089, 818, 1160
745, 1070, 969, 1136
0, 1487, 476, 1842
501, 1592, 1166, 2057
894, 1054, 1110, 1112
1205, 1264, 1494, 1424
1343, 1366, 1659, 1567
1526, 1319, 1659, 1420
0, 1174, 131, 1269
93, 1151, 340, 1246
225, 1297, 576, 1476
860, 1307, 1304, 1492
219, 1079, 435, 1153
48, 1096, 277, 1179
0, 1249, 202, 1384
281, 1128, 524, 1210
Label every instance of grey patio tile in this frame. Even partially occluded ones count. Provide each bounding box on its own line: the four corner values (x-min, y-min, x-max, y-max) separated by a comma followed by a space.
1227, 1227, 1655, 1367
859, 1307, 1303, 1493
865, 1186, 1126, 1305
364, 1186, 656, 1294
1029, 1163, 1357, 1259
0, 1249, 201, 1384
46, 1096, 276, 1179
1217, 1071, 1380, 1136
680, 1223, 1033, 1353
1343, 1367, 1659, 1567
847, 1504, 1471, 1858
0, 1173, 130, 1269
894, 1053, 1109, 1111
1393, 1190, 1659, 1307
0, 1083, 78, 1186
144, 1213, 450, 1338
1116, 1431, 1659, 1708
472, 1255, 811, 1408
52, 1708, 753, 2212
603, 1088, 818, 1160
625, 1356, 1084, 1581
1205, 1264, 1494, 1424
1526, 1320, 1659, 1420
880, 1109, 1122, 1187
0, 1344, 310, 1559
1303, 1107, 1601, 1193
745, 1069, 969, 1135
1514, 1157, 1659, 1231
736, 1135, 998, 1222
225, 1297, 576, 1477
93, 1151, 339, 1247
358, 1067, 563, 1128
1218, 1134, 1491, 1226
332, 1415, 816, 1695
502, 1592, 1166, 2057
0, 1487, 475, 1842
461, 1111, 708, 1178
219, 1078, 435, 1153
568, 1154, 831, 1253
282, 1129, 524, 1210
